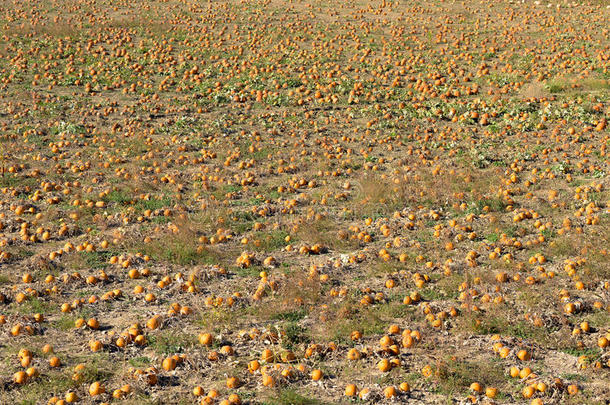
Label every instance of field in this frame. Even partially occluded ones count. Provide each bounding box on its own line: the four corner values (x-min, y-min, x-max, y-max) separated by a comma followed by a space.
0, 0, 609, 403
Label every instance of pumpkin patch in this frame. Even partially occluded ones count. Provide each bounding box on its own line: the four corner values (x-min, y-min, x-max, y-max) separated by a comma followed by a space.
0, 0, 608, 403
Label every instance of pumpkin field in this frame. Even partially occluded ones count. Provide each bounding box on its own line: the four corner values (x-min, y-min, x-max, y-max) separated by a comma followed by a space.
0, 0, 609, 403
